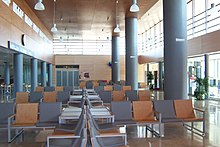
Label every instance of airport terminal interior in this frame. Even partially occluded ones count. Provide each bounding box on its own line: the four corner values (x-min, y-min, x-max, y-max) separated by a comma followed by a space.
0, 0, 220, 146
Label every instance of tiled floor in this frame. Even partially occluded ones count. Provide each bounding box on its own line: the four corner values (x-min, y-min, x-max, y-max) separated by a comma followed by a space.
1, 93, 220, 147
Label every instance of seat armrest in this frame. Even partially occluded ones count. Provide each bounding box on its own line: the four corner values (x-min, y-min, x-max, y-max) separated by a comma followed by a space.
8, 114, 16, 127
97, 132, 127, 137
194, 107, 205, 113
154, 111, 162, 122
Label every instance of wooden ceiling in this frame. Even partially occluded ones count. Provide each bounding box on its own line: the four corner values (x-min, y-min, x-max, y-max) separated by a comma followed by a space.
25, 0, 158, 40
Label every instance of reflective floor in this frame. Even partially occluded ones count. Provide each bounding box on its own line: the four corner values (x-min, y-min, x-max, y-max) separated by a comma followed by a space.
0, 92, 220, 147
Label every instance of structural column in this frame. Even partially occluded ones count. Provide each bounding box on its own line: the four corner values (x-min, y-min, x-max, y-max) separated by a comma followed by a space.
14, 53, 23, 96
31, 58, 38, 92
204, 54, 209, 98
47, 63, 53, 87
112, 33, 120, 83
4, 62, 10, 85
41, 61, 47, 87
163, 0, 187, 100
125, 15, 138, 90
158, 61, 163, 90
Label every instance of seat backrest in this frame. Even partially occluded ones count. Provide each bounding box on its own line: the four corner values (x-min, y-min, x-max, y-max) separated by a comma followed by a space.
111, 101, 132, 121
43, 91, 57, 102
104, 85, 113, 91
92, 81, 99, 87
16, 92, 29, 104
35, 86, 44, 92
29, 91, 43, 103
125, 90, 138, 101
44, 86, 55, 92
113, 85, 122, 91
86, 81, 93, 89
138, 90, 151, 101
64, 86, 73, 92
112, 90, 125, 101
133, 101, 154, 121
153, 100, 176, 119
122, 86, 132, 91
174, 99, 196, 119
57, 91, 70, 104
39, 102, 62, 122
15, 103, 38, 124
94, 86, 104, 94
55, 86, 64, 92
99, 91, 112, 103
80, 82, 86, 89
0, 103, 15, 124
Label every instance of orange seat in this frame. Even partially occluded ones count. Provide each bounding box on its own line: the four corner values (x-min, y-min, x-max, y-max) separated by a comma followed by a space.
16, 92, 29, 104
104, 85, 113, 91
43, 92, 57, 102
174, 99, 196, 119
122, 86, 131, 91
55, 86, 64, 92
132, 101, 157, 122
138, 90, 151, 101
112, 91, 125, 101
35, 86, 44, 92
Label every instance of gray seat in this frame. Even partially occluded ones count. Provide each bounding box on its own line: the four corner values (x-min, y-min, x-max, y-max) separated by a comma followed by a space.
57, 91, 70, 104
36, 102, 62, 127
87, 108, 117, 131
99, 91, 112, 103
113, 85, 122, 91
29, 91, 43, 103
86, 81, 93, 89
153, 100, 181, 123
125, 90, 139, 101
44, 86, 55, 92
48, 110, 86, 147
111, 101, 135, 125
64, 86, 73, 92
0, 103, 15, 126
94, 86, 104, 94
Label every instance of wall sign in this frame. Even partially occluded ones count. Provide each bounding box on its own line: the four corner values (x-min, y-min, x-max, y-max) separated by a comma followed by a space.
8, 41, 34, 57
13, 2, 24, 19
2, 0, 10, 6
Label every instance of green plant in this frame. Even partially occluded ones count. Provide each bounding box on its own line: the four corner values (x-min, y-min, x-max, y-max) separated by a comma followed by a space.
147, 71, 154, 90
194, 76, 208, 100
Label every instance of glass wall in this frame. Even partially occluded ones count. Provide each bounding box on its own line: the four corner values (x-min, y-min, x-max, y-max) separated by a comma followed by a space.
209, 53, 220, 98
139, 0, 220, 55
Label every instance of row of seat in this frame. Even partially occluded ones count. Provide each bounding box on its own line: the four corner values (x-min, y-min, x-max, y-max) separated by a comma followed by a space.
15, 91, 70, 104
35, 86, 73, 92
110, 100, 205, 136
0, 102, 62, 142
98, 90, 153, 103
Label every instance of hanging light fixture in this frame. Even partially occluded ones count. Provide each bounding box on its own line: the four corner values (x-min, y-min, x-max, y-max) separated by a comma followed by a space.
34, 0, 45, 11
130, 0, 139, 12
51, 0, 58, 32
114, 0, 120, 33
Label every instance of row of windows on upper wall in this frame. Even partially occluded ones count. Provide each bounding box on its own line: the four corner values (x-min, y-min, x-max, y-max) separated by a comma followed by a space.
139, 0, 220, 55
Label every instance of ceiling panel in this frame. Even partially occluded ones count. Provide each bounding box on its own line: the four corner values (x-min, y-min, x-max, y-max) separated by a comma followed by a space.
25, 0, 158, 40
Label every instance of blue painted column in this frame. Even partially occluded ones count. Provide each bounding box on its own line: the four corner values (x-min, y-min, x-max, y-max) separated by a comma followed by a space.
14, 53, 23, 95
158, 62, 163, 90
47, 63, 53, 87
112, 33, 120, 83
41, 61, 47, 87
31, 58, 38, 92
163, 0, 187, 100
125, 15, 138, 90
4, 62, 10, 85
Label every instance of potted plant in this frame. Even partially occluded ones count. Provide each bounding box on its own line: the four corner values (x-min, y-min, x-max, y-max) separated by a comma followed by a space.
194, 76, 208, 100
147, 71, 154, 90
